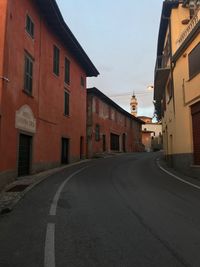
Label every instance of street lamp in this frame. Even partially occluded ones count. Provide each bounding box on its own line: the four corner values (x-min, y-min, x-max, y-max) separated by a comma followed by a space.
147, 85, 154, 91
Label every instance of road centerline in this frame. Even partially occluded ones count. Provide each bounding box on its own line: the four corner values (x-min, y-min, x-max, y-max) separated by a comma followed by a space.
44, 166, 89, 267
49, 166, 89, 216
44, 223, 55, 267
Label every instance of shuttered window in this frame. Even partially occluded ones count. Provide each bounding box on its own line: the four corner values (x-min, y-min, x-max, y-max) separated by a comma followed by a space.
64, 58, 70, 84
64, 90, 69, 116
24, 54, 33, 94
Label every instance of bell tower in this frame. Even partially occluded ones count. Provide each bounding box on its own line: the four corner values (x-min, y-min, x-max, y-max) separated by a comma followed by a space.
130, 92, 138, 117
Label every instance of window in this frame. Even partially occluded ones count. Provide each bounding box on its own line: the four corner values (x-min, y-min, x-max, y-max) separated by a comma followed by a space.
95, 124, 100, 141
26, 15, 34, 38
64, 58, 70, 84
81, 76, 85, 87
189, 43, 200, 79
53, 45, 60, 76
64, 90, 69, 116
24, 54, 33, 94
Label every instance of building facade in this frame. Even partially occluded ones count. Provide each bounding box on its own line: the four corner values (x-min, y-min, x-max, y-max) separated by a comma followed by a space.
87, 88, 143, 158
138, 116, 163, 152
0, 0, 99, 189
154, 0, 200, 178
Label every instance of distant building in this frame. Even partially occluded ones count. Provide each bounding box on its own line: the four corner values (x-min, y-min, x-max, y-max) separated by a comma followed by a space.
87, 88, 144, 158
138, 116, 162, 152
154, 0, 200, 178
0, 0, 99, 189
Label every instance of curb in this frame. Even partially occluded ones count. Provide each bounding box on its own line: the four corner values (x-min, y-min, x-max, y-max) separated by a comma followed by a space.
156, 156, 200, 191
0, 159, 91, 215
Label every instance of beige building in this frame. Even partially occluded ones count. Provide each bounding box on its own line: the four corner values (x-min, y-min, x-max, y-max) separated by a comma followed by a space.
154, 0, 200, 178
138, 116, 162, 152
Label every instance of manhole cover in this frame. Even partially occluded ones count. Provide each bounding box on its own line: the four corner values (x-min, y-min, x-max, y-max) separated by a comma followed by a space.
6, 184, 29, 192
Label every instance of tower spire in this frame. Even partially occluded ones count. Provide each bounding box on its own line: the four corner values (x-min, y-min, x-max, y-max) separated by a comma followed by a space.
130, 93, 138, 117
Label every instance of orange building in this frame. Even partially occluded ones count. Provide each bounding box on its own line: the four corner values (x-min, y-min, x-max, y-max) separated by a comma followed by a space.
0, 0, 99, 189
87, 88, 144, 158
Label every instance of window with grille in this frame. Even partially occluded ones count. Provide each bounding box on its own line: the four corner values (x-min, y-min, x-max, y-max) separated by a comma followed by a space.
26, 15, 34, 38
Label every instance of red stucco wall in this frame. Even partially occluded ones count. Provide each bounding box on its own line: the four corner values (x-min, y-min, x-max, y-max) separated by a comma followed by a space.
87, 94, 143, 158
0, 0, 87, 188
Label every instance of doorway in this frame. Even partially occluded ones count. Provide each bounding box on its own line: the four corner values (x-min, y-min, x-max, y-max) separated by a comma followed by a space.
191, 102, 200, 165
102, 135, 106, 152
122, 133, 126, 152
80, 136, 84, 159
110, 133, 120, 151
18, 134, 32, 177
61, 138, 69, 164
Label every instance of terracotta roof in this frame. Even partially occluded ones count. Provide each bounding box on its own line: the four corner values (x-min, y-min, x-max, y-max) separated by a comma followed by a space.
36, 0, 99, 77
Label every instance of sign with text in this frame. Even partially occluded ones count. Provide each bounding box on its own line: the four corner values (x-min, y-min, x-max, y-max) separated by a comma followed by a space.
15, 105, 36, 133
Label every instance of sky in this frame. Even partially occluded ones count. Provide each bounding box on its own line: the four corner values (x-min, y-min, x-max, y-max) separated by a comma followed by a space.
56, 0, 163, 117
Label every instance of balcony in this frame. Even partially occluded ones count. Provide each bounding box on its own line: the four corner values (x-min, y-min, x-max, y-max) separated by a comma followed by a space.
176, 9, 200, 48
154, 55, 171, 101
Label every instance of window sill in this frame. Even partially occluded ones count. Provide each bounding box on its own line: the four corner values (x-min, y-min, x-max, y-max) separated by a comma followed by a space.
22, 90, 33, 98
63, 114, 70, 118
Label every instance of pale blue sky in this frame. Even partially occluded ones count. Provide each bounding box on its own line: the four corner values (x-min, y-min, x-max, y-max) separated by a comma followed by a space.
56, 0, 163, 117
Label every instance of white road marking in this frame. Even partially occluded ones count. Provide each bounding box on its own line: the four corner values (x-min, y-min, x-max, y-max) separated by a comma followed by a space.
49, 166, 88, 216
44, 166, 89, 267
157, 159, 200, 191
44, 223, 55, 267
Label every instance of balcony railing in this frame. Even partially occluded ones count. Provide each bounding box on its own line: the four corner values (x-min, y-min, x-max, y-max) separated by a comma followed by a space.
176, 9, 200, 48
155, 55, 170, 70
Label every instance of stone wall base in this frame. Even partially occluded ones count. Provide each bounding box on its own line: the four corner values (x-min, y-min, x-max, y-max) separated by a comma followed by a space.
166, 153, 200, 179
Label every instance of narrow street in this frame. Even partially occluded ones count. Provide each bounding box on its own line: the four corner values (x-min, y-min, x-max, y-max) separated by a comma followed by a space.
1, 153, 200, 267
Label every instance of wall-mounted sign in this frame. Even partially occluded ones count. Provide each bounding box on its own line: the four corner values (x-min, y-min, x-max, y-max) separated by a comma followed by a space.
15, 105, 36, 133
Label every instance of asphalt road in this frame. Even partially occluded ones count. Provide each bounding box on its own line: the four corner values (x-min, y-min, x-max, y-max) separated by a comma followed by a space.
1, 152, 200, 267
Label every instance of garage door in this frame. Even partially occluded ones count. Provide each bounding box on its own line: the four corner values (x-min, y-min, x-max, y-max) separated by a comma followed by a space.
191, 101, 200, 165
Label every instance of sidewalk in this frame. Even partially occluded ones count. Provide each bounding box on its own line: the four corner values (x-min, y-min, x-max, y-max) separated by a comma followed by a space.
0, 159, 91, 215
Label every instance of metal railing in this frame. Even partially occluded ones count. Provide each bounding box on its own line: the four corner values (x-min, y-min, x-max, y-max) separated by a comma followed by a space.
155, 55, 170, 70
